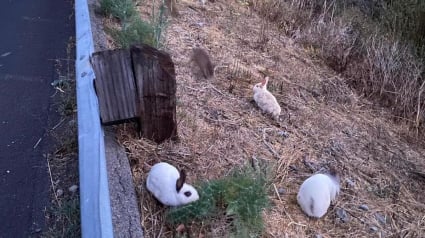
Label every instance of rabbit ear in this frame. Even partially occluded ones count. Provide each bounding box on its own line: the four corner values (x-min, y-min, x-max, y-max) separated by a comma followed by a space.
263, 77, 269, 87
176, 169, 186, 192
260, 77, 268, 87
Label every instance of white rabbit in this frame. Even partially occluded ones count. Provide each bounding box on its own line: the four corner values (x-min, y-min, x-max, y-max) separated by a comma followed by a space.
297, 171, 340, 218
146, 162, 199, 206
253, 77, 281, 121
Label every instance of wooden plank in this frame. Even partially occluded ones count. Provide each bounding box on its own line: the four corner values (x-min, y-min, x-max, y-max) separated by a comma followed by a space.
91, 49, 138, 124
131, 44, 177, 143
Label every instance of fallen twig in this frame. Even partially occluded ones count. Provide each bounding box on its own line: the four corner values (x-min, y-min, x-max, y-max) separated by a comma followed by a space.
52, 118, 66, 130
33, 137, 42, 149
273, 183, 282, 201
262, 128, 280, 159
47, 154, 61, 207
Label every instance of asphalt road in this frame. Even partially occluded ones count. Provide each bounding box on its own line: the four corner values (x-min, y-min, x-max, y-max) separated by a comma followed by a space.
0, 0, 74, 237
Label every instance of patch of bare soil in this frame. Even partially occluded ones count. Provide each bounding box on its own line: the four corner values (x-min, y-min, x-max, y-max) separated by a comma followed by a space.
114, 0, 425, 237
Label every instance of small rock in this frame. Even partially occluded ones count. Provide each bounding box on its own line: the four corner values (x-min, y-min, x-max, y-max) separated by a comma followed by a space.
369, 226, 379, 233
359, 204, 369, 211
68, 119, 76, 127
289, 165, 298, 171
278, 130, 289, 138
375, 213, 386, 225
311, 90, 321, 98
56, 189, 64, 197
345, 178, 355, 187
342, 129, 353, 137
278, 188, 286, 195
30, 223, 41, 234
176, 224, 185, 233
30, 228, 42, 234
56, 189, 63, 197
336, 208, 349, 223
314, 234, 323, 238
68, 185, 78, 193
1, 52, 11, 57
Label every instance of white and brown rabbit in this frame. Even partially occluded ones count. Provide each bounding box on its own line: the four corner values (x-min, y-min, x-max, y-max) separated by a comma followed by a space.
146, 162, 199, 206
297, 169, 340, 218
253, 77, 281, 120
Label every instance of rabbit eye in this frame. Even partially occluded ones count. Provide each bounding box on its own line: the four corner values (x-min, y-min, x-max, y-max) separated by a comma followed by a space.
184, 191, 192, 197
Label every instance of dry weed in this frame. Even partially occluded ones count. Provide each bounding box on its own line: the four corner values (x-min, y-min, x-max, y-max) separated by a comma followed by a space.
253, 0, 425, 129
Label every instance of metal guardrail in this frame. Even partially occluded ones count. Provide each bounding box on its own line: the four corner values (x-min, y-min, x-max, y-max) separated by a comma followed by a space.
75, 0, 114, 237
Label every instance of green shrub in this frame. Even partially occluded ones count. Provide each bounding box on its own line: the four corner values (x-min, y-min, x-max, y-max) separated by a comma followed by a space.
103, 0, 169, 48
43, 198, 81, 238
166, 166, 270, 237
100, 0, 136, 21
108, 17, 156, 48
151, 2, 168, 48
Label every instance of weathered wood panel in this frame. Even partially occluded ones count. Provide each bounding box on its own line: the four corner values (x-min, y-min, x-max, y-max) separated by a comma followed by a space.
131, 44, 177, 143
91, 49, 138, 124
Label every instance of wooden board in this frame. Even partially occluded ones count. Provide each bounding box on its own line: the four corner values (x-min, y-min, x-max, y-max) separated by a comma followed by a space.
131, 44, 177, 143
91, 49, 138, 124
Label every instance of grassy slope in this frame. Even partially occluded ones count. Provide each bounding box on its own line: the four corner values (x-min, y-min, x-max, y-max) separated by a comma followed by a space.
98, 0, 425, 237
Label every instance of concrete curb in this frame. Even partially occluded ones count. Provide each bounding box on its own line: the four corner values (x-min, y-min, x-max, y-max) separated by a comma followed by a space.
76, 0, 145, 237
104, 130, 144, 238
75, 0, 114, 237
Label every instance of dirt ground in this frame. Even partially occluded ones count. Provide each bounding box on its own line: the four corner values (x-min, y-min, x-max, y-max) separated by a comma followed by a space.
110, 0, 425, 237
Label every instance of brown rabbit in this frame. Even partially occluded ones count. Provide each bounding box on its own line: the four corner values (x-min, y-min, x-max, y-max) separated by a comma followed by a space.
191, 48, 214, 79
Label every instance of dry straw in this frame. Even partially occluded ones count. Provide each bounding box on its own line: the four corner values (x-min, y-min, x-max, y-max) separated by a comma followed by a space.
111, 0, 425, 237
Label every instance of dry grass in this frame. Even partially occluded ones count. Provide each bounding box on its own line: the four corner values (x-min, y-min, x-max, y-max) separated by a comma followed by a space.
253, 0, 425, 130
361, 36, 424, 125
110, 0, 425, 237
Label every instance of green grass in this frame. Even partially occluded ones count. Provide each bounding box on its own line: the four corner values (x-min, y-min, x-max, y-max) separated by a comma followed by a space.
100, 0, 136, 22
150, 2, 168, 48
102, 0, 169, 48
166, 165, 270, 237
54, 78, 76, 117
43, 197, 81, 238
108, 17, 156, 48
